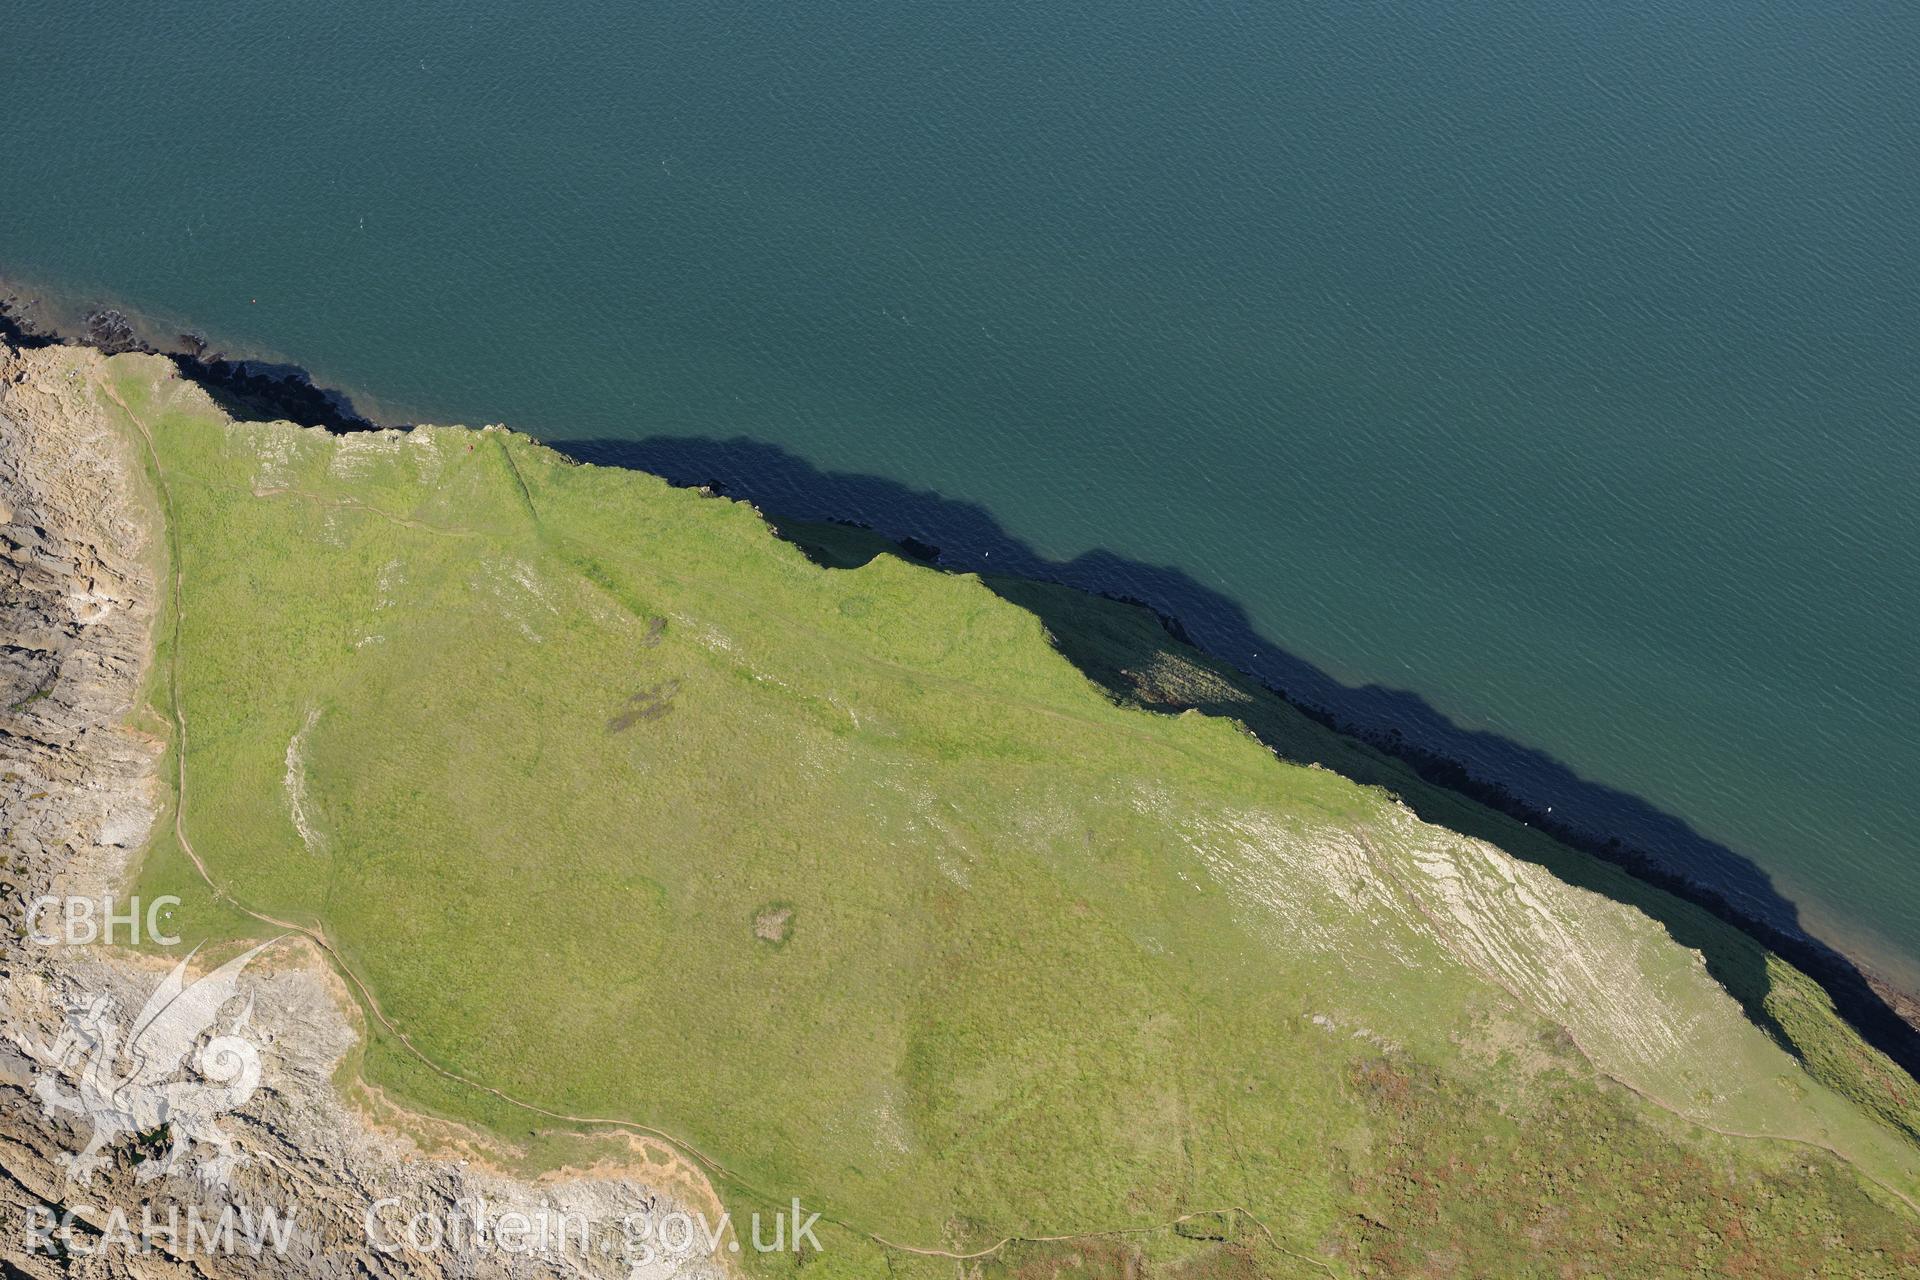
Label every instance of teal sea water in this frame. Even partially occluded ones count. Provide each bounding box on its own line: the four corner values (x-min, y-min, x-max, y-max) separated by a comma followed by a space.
5, 3, 1918, 984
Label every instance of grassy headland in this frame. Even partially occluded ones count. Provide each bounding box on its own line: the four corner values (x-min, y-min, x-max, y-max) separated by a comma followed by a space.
86, 351, 1920, 1277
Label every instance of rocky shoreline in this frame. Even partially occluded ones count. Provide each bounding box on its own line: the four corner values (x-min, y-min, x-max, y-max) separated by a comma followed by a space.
0, 292, 376, 434
4, 294, 1917, 1081
0, 336, 725, 1277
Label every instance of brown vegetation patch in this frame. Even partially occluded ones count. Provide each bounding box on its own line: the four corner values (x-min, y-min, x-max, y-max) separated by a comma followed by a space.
608, 679, 680, 732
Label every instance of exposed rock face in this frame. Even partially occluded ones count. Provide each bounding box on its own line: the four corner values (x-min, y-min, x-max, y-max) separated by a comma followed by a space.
0, 341, 724, 1278
0, 340, 158, 909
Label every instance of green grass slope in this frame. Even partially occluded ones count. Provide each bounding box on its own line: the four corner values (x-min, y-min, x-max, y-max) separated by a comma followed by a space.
92, 352, 1920, 1277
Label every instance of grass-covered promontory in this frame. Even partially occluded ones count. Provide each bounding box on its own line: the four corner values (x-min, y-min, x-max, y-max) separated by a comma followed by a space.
91, 351, 1920, 1277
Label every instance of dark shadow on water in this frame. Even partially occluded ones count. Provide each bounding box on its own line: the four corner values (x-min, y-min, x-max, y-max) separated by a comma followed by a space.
556, 432, 1920, 1095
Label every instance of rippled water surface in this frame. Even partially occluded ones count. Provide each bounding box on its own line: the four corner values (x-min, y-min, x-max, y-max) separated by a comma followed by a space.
5, 2, 1917, 981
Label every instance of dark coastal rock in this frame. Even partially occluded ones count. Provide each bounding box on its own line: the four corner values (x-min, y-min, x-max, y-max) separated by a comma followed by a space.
82, 308, 150, 356
0, 296, 376, 432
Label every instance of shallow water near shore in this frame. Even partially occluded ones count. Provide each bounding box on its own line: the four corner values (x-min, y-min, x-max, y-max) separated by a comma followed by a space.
4, 2, 1917, 987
